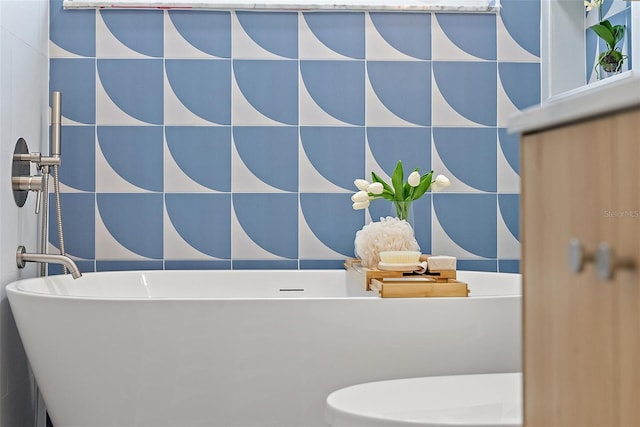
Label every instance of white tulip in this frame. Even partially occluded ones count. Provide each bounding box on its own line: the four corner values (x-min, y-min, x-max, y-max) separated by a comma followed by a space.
352, 200, 370, 210
351, 191, 370, 203
407, 171, 421, 187
431, 175, 451, 192
354, 179, 370, 191
368, 182, 383, 195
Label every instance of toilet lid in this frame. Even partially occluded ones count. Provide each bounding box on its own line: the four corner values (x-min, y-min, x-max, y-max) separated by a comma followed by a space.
325, 372, 522, 427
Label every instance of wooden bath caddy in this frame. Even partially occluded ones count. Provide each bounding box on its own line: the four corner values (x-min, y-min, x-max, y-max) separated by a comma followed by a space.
344, 257, 469, 298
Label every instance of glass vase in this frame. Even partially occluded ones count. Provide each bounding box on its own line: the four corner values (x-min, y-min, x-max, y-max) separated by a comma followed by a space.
391, 201, 414, 228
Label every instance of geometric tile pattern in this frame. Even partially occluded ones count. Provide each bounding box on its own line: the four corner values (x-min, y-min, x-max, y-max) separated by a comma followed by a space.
49, 0, 541, 273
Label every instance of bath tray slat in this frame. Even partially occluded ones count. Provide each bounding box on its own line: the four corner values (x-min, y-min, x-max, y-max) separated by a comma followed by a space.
369, 278, 469, 298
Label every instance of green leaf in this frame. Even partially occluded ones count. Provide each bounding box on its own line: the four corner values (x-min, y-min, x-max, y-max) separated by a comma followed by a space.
391, 161, 405, 201
371, 171, 394, 194
591, 22, 616, 48
410, 171, 433, 200
613, 25, 625, 44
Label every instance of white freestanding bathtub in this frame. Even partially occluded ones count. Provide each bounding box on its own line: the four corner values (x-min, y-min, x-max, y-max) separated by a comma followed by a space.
6, 269, 521, 427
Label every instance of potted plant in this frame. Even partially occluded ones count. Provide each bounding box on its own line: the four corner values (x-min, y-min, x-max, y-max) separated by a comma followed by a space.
585, 0, 626, 77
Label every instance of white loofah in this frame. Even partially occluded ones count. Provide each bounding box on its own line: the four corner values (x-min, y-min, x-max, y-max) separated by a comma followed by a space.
354, 217, 420, 268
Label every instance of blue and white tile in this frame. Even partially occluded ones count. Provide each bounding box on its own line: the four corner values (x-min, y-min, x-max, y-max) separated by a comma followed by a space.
366, 75, 418, 127
50, 0, 96, 58
433, 13, 496, 61
231, 194, 298, 259
299, 127, 365, 192
165, 11, 231, 59
164, 142, 214, 192
431, 73, 480, 127
232, 60, 298, 126
96, 11, 151, 58
366, 12, 430, 61
95, 198, 158, 260
164, 126, 231, 193
57, 125, 96, 192
232, 126, 298, 192
367, 62, 430, 126
498, 194, 520, 259
432, 14, 486, 61
164, 194, 232, 260
432, 62, 496, 127
48, 193, 95, 259
432, 194, 497, 258
432, 128, 496, 192
299, 208, 350, 259
497, 14, 539, 62
232, 12, 288, 59
300, 193, 362, 258
50, 58, 96, 125
164, 69, 217, 126
498, 63, 540, 127
498, 0, 540, 60
96, 66, 156, 126
300, 12, 364, 60
231, 136, 288, 193
96, 137, 149, 193
300, 14, 352, 60
299, 60, 364, 126
232, 72, 283, 125
365, 14, 414, 61
299, 74, 353, 126
497, 73, 520, 128
497, 128, 519, 193
164, 59, 231, 126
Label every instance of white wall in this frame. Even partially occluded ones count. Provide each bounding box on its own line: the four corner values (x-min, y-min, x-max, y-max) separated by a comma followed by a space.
0, 1, 49, 426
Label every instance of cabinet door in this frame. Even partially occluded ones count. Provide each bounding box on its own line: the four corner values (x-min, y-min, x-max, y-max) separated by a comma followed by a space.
522, 109, 640, 427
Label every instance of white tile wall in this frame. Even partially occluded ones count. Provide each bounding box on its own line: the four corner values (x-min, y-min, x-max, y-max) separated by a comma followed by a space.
0, 1, 49, 426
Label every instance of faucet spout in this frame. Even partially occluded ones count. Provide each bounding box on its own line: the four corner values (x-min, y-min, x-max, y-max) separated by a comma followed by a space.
16, 245, 82, 279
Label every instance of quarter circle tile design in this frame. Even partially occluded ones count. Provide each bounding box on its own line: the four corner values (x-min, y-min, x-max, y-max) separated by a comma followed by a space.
367, 61, 431, 126
97, 193, 164, 259
168, 10, 231, 58
366, 127, 431, 177
302, 12, 365, 59
300, 127, 365, 190
233, 127, 298, 192
50, 59, 96, 125
97, 59, 164, 125
97, 126, 163, 192
500, 0, 540, 57
435, 13, 496, 60
433, 127, 496, 192
100, 10, 163, 58
165, 59, 231, 125
300, 193, 364, 257
300, 60, 365, 126
48, 193, 95, 259
232, 193, 298, 259
166, 126, 231, 192
236, 12, 298, 59
165, 194, 231, 259
498, 128, 519, 175
50, 0, 96, 57
432, 61, 496, 127
498, 62, 540, 111
233, 60, 298, 125
58, 126, 96, 192
369, 12, 430, 60
498, 193, 519, 241
433, 193, 497, 258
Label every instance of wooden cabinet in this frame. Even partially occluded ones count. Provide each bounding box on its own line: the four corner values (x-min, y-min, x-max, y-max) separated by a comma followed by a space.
521, 108, 640, 426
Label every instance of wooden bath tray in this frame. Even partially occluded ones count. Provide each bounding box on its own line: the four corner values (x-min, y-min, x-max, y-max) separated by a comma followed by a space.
344, 258, 469, 298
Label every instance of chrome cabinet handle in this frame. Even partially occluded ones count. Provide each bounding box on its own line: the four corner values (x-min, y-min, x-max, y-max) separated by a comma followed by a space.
569, 239, 635, 281
568, 238, 593, 274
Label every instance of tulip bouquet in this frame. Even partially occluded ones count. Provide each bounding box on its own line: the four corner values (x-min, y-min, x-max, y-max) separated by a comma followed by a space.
351, 160, 450, 221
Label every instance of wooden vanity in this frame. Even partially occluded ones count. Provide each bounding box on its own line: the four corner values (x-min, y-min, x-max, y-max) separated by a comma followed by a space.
511, 72, 640, 426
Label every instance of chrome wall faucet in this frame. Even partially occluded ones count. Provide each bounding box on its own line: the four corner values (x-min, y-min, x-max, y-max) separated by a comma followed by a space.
16, 246, 82, 279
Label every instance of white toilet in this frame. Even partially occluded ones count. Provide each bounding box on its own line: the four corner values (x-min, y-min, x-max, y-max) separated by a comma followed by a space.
325, 372, 522, 427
